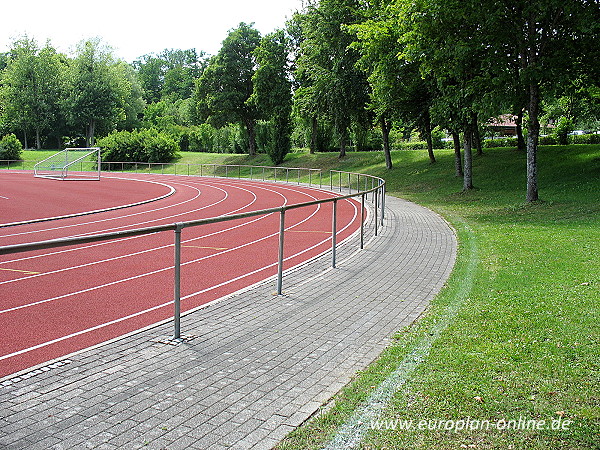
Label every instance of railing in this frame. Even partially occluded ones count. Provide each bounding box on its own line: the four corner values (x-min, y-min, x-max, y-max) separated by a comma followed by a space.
0, 163, 386, 341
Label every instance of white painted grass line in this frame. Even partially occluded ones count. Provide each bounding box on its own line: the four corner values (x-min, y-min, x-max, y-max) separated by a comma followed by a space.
324, 222, 475, 450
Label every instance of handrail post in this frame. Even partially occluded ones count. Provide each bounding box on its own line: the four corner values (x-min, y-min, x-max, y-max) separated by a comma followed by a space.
360, 193, 365, 250
173, 223, 183, 340
277, 209, 286, 295
381, 183, 386, 223
374, 188, 379, 237
332, 199, 338, 268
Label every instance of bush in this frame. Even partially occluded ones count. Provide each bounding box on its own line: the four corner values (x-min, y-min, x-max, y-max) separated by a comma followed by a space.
553, 117, 574, 145
0, 134, 23, 160
570, 133, 600, 145
97, 129, 178, 163
484, 137, 519, 148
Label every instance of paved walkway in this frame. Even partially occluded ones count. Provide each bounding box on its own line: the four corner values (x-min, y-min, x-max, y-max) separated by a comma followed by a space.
0, 194, 456, 450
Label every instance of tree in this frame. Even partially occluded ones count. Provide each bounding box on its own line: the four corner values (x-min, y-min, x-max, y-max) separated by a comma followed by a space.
486, 0, 600, 201
295, 0, 370, 158
252, 30, 293, 165
64, 39, 132, 146
397, 0, 508, 190
133, 48, 204, 103
0, 37, 65, 149
193, 23, 262, 155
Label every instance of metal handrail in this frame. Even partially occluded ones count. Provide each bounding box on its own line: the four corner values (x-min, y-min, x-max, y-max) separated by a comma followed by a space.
0, 164, 385, 340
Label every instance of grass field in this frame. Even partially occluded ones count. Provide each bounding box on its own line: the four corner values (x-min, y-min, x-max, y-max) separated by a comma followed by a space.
15, 145, 600, 448
276, 145, 600, 449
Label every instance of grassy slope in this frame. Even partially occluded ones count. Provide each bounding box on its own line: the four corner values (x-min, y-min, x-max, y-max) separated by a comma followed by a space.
274, 146, 599, 449
20, 146, 599, 447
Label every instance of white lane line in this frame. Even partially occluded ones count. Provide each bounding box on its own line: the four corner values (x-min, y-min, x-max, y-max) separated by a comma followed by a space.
0, 177, 335, 270
0, 180, 204, 239
0, 184, 355, 312
0, 188, 297, 312
0, 181, 262, 279
0, 198, 359, 362
0, 178, 176, 228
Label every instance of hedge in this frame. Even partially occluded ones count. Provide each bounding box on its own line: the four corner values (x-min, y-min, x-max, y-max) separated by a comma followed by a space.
97, 129, 178, 163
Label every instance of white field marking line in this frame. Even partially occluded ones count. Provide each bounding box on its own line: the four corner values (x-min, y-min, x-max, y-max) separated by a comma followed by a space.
0, 179, 205, 239
0, 176, 274, 244
182, 246, 228, 250
0, 182, 341, 311
0, 178, 340, 274
0, 195, 9, 200
0, 182, 261, 285
0, 196, 313, 318
0, 181, 230, 265
0, 198, 359, 362
0, 178, 298, 282
0, 178, 176, 229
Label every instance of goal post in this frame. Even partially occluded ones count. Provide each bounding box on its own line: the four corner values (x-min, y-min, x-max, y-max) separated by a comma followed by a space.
34, 148, 101, 180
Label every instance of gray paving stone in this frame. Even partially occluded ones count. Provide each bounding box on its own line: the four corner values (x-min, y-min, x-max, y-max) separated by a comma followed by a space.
0, 193, 455, 449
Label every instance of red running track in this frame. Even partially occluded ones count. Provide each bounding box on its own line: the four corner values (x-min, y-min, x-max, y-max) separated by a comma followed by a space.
0, 172, 363, 378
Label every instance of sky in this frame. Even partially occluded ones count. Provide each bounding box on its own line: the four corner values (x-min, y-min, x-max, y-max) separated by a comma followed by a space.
1, 0, 305, 62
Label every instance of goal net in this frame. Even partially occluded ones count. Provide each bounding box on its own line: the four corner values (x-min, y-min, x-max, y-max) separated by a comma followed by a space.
34, 148, 101, 180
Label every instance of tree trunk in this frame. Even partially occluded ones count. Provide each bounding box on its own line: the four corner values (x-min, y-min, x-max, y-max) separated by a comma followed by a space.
86, 119, 96, 147
309, 116, 317, 155
380, 117, 393, 170
516, 109, 526, 151
463, 129, 474, 191
245, 119, 257, 156
36, 128, 42, 150
452, 131, 463, 177
526, 83, 540, 202
474, 118, 483, 156
424, 112, 436, 164
339, 132, 347, 159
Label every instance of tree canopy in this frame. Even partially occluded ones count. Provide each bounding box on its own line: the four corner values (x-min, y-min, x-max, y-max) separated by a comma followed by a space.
1, 1, 599, 199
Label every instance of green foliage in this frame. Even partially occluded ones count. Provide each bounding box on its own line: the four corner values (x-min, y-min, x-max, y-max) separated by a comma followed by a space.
570, 133, 600, 145
64, 38, 143, 146
186, 123, 248, 153
553, 116, 574, 145
133, 48, 204, 103
192, 23, 262, 155
252, 30, 292, 165
0, 133, 23, 160
293, 0, 370, 156
0, 37, 66, 149
97, 128, 178, 163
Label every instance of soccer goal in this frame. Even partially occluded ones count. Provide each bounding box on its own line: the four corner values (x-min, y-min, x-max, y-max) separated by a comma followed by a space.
34, 148, 101, 180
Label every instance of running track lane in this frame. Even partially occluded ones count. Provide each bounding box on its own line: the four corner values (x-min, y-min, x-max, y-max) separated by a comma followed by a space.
0, 173, 363, 377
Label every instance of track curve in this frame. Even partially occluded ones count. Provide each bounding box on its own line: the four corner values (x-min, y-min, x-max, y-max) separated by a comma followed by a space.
0, 173, 363, 377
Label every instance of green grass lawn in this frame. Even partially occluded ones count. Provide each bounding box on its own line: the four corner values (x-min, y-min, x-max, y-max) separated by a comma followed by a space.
277, 145, 599, 449
15, 145, 599, 448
